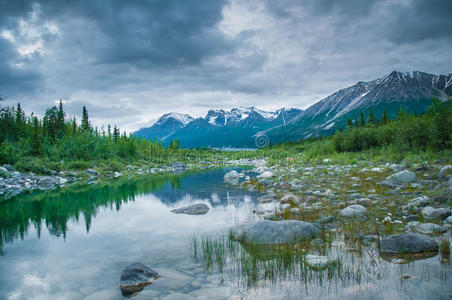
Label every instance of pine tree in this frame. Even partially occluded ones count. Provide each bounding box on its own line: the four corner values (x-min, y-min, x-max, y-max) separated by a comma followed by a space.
360, 111, 365, 127
81, 106, 90, 131
354, 117, 359, 128
383, 111, 388, 125
113, 125, 119, 142
347, 118, 352, 129
107, 125, 112, 138
72, 117, 77, 135
369, 107, 374, 125
31, 117, 42, 155
57, 100, 65, 130
16, 103, 24, 124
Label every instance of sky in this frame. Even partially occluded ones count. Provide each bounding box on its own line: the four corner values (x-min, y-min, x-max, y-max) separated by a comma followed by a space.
1, 0, 451, 132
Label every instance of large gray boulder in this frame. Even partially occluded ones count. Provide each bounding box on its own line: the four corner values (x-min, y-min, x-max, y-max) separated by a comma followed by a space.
384, 170, 417, 186
339, 205, 367, 217
415, 223, 448, 235
379, 233, 438, 253
231, 220, 319, 245
439, 165, 452, 178
170, 203, 209, 215
422, 206, 452, 220
120, 263, 160, 297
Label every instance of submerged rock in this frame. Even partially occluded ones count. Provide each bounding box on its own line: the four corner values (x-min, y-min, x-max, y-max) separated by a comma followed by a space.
379, 233, 438, 254
339, 205, 367, 217
120, 263, 160, 297
305, 254, 335, 269
170, 203, 209, 215
231, 220, 319, 245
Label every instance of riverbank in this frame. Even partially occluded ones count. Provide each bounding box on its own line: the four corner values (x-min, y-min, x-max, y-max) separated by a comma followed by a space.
0, 157, 264, 201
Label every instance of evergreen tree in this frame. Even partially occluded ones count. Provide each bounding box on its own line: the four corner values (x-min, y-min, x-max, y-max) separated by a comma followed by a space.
107, 124, 112, 138
16, 103, 24, 124
369, 107, 374, 125
31, 117, 42, 155
113, 125, 119, 142
360, 111, 365, 127
72, 117, 77, 135
43, 106, 59, 141
81, 106, 90, 131
354, 117, 359, 128
347, 118, 352, 129
383, 111, 388, 125
57, 100, 65, 130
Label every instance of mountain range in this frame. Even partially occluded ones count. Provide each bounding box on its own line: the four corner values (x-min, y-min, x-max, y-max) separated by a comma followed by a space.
134, 71, 452, 148
134, 107, 302, 148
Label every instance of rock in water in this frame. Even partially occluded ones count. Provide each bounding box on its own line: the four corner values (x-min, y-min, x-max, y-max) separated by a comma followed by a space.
339, 205, 367, 217
258, 171, 274, 179
230, 220, 319, 245
379, 233, 438, 254
170, 203, 209, 215
120, 263, 160, 297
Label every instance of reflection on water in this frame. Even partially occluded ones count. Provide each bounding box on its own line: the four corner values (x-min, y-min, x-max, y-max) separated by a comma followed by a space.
0, 168, 263, 299
0, 168, 451, 300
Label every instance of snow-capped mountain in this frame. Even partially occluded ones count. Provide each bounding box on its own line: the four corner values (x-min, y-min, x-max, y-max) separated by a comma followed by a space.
134, 107, 302, 147
261, 71, 452, 142
133, 112, 194, 140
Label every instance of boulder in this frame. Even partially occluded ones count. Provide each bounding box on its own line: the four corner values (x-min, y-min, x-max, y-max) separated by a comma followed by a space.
422, 206, 451, 220
280, 193, 301, 204
406, 196, 429, 208
415, 223, 447, 235
384, 170, 417, 186
305, 254, 335, 269
230, 220, 319, 245
86, 169, 98, 176
37, 177, 57, 189
170, 203, 209, 215
339, 205, 367, 217
349, 198, 372, 207
120, 263, 160, 297
224, 170, 239, 183
379, 233, 438, 253
439, 165, 452, 178
258, 171, 274, 179
446, 216, 452, 224
258, 194, 274, 203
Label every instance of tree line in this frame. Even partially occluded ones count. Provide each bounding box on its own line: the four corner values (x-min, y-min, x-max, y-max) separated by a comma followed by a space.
0, 101, 175, 170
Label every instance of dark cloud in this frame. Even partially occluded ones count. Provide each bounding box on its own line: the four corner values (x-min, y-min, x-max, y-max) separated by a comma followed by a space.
0, 0, 451, 131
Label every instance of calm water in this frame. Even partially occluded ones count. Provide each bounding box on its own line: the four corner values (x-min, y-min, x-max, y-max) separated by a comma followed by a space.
0, 168, 451, 300
0, 168, 265, 300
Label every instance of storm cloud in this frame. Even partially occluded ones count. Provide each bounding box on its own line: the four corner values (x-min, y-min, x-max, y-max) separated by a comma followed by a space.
0, 0, 451, 131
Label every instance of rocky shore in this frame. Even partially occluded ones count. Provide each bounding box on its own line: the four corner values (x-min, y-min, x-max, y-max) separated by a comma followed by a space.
0, 158, 263, 201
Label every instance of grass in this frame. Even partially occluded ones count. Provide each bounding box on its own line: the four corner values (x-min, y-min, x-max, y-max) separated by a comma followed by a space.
439, 239, 450, 260
191, 232, 370, 289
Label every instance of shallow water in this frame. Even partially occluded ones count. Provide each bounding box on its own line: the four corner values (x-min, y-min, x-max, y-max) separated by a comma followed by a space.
0, 168, 451, 300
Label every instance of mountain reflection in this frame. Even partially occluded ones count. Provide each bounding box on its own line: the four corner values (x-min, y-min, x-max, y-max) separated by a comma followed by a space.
0, 168, 256, 254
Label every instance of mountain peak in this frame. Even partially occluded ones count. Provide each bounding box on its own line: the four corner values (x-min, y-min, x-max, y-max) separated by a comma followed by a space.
157, 112, 194, 125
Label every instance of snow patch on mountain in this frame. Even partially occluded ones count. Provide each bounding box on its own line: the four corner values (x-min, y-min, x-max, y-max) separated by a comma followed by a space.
156, 112, 194, 126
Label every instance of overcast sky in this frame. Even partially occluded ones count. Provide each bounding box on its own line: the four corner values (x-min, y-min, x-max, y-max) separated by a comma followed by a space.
1, 0, 451, 131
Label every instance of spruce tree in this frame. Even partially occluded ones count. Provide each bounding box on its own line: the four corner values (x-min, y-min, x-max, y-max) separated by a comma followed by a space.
383, 111, 388, 125
81, 106, 90, 131
369, 107, 374, 125
57, 100, 65, 130
31, 117, 42, 155
360, 111, 365, 127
